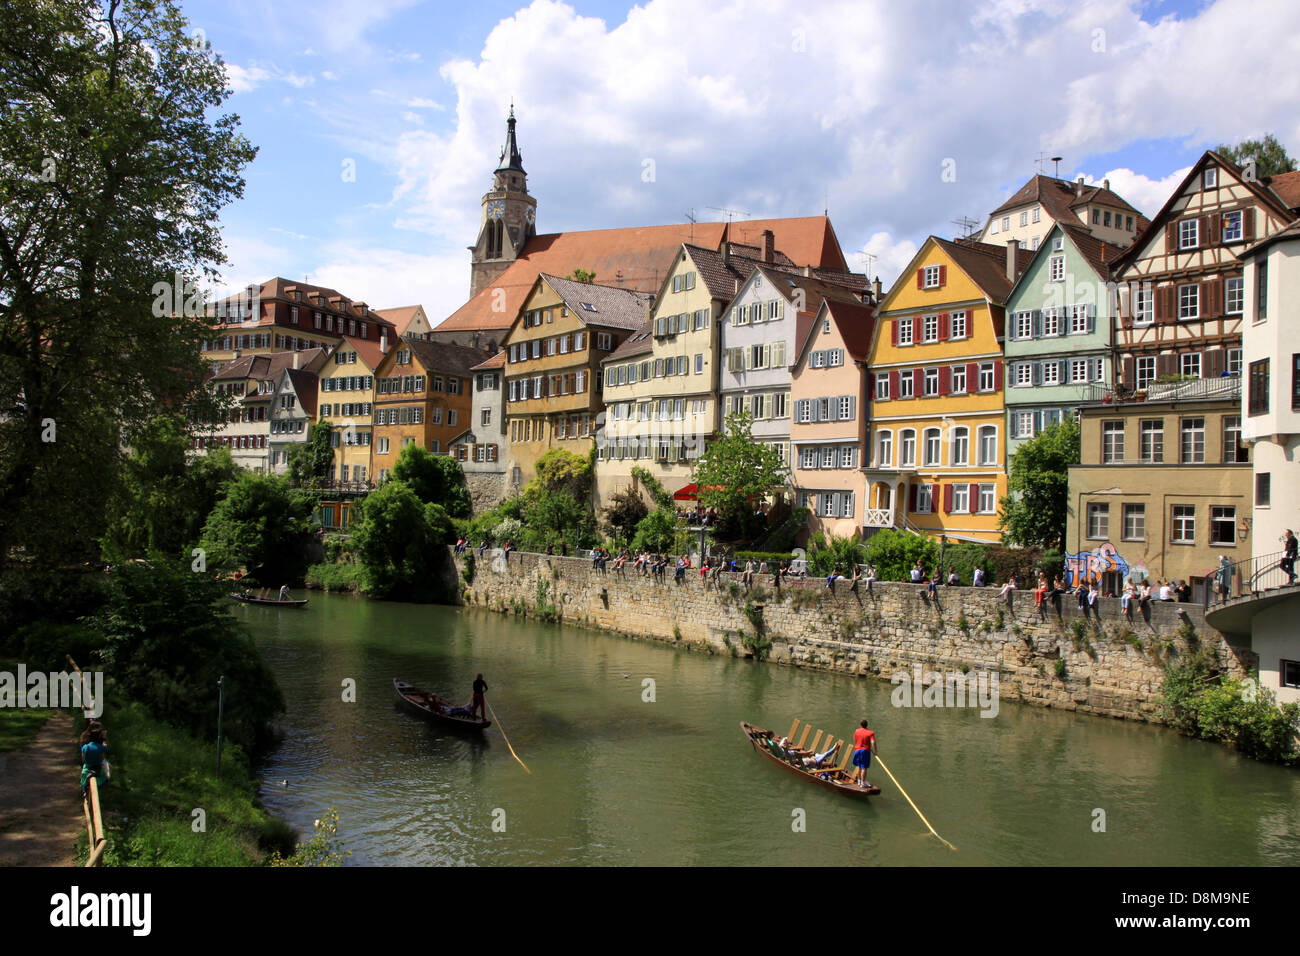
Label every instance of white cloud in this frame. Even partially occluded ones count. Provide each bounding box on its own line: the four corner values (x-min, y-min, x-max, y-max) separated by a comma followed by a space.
406, 97, 444, 110
1087, 166, 1192, 219
225, 62, 314, 94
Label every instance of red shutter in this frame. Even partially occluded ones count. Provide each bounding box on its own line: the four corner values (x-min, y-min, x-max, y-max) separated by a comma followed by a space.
890, 319, 898, 346
913, 367, 923, 396
867, 372, 874, 395
929, 484, 938, 511
889, 369, 899, 397
937, 265, 947, 287
967, 483, 976, 515
1122, 356, 1135, 387
1166, 221, 1179, 251
943, 483, 953, 514
1201, 214, 1216, 247
938, 366, 951, 395
1156, 286, 1175, 324
916, 269, 924, 289
993, 361, 1004, 391
912, 315, 922, 342
1202, 278, 1221, 318
908, 484, 918, 512
938, 312, 950, 340
966, 361, 978, 386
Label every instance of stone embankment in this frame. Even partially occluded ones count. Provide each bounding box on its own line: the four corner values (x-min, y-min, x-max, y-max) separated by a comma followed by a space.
455, 548, 1256, 723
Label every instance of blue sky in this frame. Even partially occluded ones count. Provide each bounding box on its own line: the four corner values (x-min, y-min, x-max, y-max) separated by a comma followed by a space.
187, 0, 1299, 321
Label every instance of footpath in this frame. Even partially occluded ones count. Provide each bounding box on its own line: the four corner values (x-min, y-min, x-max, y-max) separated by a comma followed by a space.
0, 711, 81, 866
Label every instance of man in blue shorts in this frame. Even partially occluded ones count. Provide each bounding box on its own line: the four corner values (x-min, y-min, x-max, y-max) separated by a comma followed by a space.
851, 719, 876, 789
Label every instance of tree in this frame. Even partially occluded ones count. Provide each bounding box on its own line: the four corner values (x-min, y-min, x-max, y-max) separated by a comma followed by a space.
350, 480, 453, 601
0, 0, 257, 566
390, 444, 471, 518
1215, 134, 1296, 178
288, 420, 335, 489
199, 472, 315, 582
997, 418, 1080, 551
519, 448, 595, 549
567, 268, 596, 284
631, 509, 676, 553
691, 410, 788, 541
603, 488, 649, 545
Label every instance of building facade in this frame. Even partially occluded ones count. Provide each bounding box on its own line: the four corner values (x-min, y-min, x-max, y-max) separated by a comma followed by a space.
979, 174, 1147, 252
317, 336, 385, 487
450, 351, 508, 511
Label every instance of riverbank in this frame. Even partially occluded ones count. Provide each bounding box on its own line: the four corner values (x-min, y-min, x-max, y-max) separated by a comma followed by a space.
456, 547, 1257, 725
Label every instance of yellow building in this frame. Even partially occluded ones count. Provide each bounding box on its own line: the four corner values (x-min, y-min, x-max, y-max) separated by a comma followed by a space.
316, 336, 387, 488
502, 274, 651, 492
864, 238, 1030, 543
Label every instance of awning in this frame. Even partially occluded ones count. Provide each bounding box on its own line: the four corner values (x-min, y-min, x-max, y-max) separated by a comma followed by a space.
673, 483, 698, 501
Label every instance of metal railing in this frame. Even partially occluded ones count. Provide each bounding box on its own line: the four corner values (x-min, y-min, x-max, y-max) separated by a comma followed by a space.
1216, 548, 1296, 602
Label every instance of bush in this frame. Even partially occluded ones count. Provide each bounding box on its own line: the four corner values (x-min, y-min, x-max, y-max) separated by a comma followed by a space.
1162, 651, 1300, 763
13, 621, 106, 673
863, 529, 937, 581
304, 563, 361, 592
351, 482, 456, 601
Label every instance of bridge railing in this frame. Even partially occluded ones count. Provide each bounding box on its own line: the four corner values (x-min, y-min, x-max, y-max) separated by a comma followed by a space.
1218, 548, 1294, 601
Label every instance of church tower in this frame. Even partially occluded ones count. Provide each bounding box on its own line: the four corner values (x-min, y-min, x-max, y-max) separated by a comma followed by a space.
469, 106, 538, 298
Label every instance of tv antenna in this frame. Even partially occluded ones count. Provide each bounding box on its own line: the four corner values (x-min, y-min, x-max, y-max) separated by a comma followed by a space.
706, 206, 750, 223
855, 249, 877, 274
951, 215, 980, 239
685, 208, 697, 244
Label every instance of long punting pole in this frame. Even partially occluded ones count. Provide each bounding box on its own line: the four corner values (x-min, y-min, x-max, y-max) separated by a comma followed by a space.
874, 754, 956, 851
486, 699, 531, 775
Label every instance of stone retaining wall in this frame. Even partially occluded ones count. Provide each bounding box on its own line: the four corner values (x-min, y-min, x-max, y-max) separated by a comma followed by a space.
455, 548, 1257, 723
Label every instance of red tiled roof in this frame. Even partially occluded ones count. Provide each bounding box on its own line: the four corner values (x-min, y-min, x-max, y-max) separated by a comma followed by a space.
1265, 171, 1300, 211
940, 238, 1033, 304
603, 321, 654, 362
823, 300, 876, 363
989, 174, 1149, 230
434, 217, 848, 335
338, 334, 386, 371
471, 350, 506, 370
404, 337, 492, 377
372, 305, 424, 335
284, 367, 319, 418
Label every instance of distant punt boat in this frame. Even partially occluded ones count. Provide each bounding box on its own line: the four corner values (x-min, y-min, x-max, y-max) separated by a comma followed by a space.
394, 678, 491, 731
741, 721, 880, 797
230, 591, 308, 607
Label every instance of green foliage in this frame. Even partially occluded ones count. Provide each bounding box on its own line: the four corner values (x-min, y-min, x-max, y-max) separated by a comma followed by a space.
350, 481, 454, 601
998, 418, 1080, 550
863, 529, 937, 581
287, 420, 335, 489
1163, 651, 1299, 763
304, 563, 361, 592
567, 268, 597, 283
102, 414, 240, 561
603, 487, 649, 546
88, 558, 285, 753
0, 0, 256, 567
632, 508, 676, 553
270, 808, 351, 866
742, 631, 773, 661
518, 449, 595, 550
743, 600, 763, 630
806, 533, 864, 576
534, 578, 559, 623
391, 444, 472, 518
1215, 133, 1296, 178
754, 506, 811, 554
10, 620, 104, 673
630, 467, 673, 509
691, 410, 788, 541
461, 551, 476, 585
200, 472, 316, 582
1053, 658, 1067, 679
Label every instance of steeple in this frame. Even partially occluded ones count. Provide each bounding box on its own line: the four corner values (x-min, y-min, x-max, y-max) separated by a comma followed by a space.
497, 102, 525, 174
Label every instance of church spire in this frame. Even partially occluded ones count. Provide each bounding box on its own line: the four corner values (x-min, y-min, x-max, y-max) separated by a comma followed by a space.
496, 103, 525, 173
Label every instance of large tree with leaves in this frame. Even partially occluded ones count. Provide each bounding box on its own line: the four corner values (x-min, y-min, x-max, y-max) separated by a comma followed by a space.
288, 420, 335, 489
199, 472, 315, 583
691, 410, 788, 542
997, 418, 1080, 551
0, 0, 257, 566
1215, 134, 1296, 178
390, 443, 472, 517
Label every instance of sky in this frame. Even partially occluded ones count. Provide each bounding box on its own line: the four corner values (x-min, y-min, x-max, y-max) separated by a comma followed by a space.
187, 0, 1300, 323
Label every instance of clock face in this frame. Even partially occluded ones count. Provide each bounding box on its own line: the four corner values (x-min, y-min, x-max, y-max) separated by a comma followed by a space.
525, 207, 535, 224
487, 200, 504, 220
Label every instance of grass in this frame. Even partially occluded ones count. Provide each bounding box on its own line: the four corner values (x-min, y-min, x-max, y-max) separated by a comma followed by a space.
0, 707, 52, 753
93, 699, 295, 867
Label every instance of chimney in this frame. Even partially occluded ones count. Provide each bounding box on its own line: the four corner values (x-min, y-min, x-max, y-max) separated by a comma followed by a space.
293, 350, 303, 370
722, 242, 730, 268
1102, 178, 1110, 192
380, 330, 389, 354
1076, 176, 1085, 198
761, 229, 774, 263
1006, 240, 1020, 282
871, 277, 883, 302
803, 264, 812, 277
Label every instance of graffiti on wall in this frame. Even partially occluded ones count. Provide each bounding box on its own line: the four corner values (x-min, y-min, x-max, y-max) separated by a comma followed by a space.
1064, 541, 1130, 588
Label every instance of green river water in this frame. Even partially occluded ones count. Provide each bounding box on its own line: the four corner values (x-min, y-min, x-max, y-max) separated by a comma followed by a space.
239, 592, 1300, 866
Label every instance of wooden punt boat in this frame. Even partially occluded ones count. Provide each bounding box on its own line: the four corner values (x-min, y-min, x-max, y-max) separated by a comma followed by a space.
741, 720, 880, 797
394, 679, 491, 731
230, 591, 308, 607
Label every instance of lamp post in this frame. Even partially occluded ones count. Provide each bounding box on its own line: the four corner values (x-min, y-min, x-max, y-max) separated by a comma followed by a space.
216, 675, 226, 779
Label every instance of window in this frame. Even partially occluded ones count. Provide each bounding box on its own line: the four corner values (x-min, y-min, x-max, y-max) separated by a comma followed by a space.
1020, 211, 1029, 227
1203, 167, 1217, 189
950, 365, 967, 394
952, 483, 969, 513
377, 437, 390, 455
978, 362, 995, 392
1223, 277, 1243, 315
1210, 506, 1236, 546
977, 426, 997, 465
695, 353, 704, 374
1222, 210, 1243, 243
977, 483, 995, 514
839, 446, 856, 468
923, 315, 939, 342
1032, 206, 1041, 223
924, 368, 939, 396
800, 446, 818, 470
923, 428, 942, 465
1178, 284, 1199, 319
1222, 416, 1246, 463
1136, 356, 1156, 390
1002, 216, 1010, 231
1122, 504, 1145, 542
1092, 209, 1101, 225
1015, 363, 1032, 387
1087, 503, 1109, 540
1227, 348, 1242, 376
1070, 359, 1089, 383
876, 430, 892, 467
1180, 417, 1205, 463
875, 375, 890, 400
1256, 472, 1271, 508
821, 447, 836, 468
923, 265, 941, 288
1179, 219, 1199, 249
1248, 359, 1269, 415
596, 333, 613, 351
1014, 311, 1033, 340
1180, 353, 1201, 379
1049, 256, 1064, 282
915, 485, 933, 514
900, 429, 916, 467
898, 318, 913, 346
951, 426, 969, 465
991, 219, 999, 235
899, 371, 914, 399
1013, 411, 1034, 439
1103, 210, 1112, 227
950, 312, 967, 339
1069, 305, 1091, 335
1139, 419, 1163, 462
1283, 660, 1300, 691
1041, 308, 1060, 337
1102, 421, 1124, 463
1257, 261, 1268, 321
1171, 505, 1196, 544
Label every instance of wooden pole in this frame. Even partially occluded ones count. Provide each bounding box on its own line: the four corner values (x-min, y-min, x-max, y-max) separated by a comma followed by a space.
874, 754, 956, 851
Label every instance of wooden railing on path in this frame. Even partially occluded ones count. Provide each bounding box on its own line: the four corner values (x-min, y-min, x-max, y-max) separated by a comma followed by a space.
68, 655, 109, 866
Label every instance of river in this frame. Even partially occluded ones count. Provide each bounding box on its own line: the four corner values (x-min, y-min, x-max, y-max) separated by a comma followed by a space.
239, 592, 1300, 866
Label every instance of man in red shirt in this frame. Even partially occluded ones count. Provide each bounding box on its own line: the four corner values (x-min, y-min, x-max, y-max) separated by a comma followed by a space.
851, 719, 876, 788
